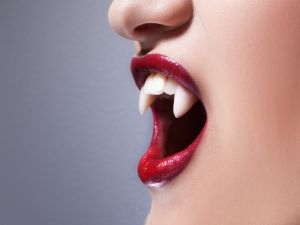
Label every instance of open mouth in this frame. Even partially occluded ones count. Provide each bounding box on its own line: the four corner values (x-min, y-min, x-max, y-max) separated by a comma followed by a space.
131, 54, 207, 188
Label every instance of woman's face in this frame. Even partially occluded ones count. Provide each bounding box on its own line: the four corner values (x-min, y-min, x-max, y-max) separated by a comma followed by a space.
109, 1, 300, 224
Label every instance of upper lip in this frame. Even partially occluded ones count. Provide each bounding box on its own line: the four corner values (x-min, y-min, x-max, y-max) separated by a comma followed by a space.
131, 53, 200, 98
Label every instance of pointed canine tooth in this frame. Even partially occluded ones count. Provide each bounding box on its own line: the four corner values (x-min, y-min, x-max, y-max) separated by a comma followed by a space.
173, 85, 197, 118
139, 87, 157, 115
143, 73, 166, 95
164, 78, 178, 95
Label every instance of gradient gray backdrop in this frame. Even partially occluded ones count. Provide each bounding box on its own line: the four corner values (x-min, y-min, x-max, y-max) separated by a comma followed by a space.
0, 1, 151, 224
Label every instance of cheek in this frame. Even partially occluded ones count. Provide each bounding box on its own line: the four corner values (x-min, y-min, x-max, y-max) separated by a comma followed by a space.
198, 1, 300, 150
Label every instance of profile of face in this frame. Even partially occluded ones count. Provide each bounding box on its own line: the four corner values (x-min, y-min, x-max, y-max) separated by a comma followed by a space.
108, 1, 300, 224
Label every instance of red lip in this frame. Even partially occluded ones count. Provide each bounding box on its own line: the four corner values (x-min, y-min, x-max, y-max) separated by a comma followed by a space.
131, 54, 207, 187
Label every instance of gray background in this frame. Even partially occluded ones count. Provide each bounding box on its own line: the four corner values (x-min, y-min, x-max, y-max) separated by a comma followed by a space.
0, 1, 151, 224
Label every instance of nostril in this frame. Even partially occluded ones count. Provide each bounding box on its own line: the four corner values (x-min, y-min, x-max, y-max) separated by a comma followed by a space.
134, 24, 153, 32
134, 23, 169, 36
135, 23, 166, 31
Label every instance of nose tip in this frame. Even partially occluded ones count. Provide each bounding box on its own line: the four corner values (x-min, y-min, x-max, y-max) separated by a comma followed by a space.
108, 0, 193, 43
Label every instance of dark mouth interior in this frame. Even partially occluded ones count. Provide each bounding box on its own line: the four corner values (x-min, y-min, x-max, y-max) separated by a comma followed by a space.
152, 96, 207, 157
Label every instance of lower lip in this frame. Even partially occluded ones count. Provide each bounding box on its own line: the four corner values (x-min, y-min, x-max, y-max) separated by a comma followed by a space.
138, 108, 207, 188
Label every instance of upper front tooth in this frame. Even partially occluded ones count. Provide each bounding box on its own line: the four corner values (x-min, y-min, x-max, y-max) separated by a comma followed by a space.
143, 73, 166, 95
139, 86, 157, 115
143, 74, 154, 94
164, 78, 178, 95
173, 85, 197, 118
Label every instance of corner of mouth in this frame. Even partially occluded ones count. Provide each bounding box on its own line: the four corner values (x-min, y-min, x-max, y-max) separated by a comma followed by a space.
131, 53, 207, 188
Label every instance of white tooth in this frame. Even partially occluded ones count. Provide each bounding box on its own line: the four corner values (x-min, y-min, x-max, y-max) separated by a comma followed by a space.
164, 78, 178, 95
139, 87, 157, 115
173, 85, 197, 118
143, 73, 166, 95
143, 74, 154, 94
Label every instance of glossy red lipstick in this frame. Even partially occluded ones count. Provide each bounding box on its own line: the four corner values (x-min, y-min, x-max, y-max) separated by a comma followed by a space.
131, 54, 207, 187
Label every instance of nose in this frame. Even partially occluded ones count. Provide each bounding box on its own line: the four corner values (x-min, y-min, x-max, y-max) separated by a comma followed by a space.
108, 0, 193, 48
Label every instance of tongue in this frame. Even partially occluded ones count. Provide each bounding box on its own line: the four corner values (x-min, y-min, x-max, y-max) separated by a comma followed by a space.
152, 98, 206, 157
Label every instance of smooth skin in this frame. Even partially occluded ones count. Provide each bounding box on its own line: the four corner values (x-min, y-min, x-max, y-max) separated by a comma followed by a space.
108, 1, 300, 224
